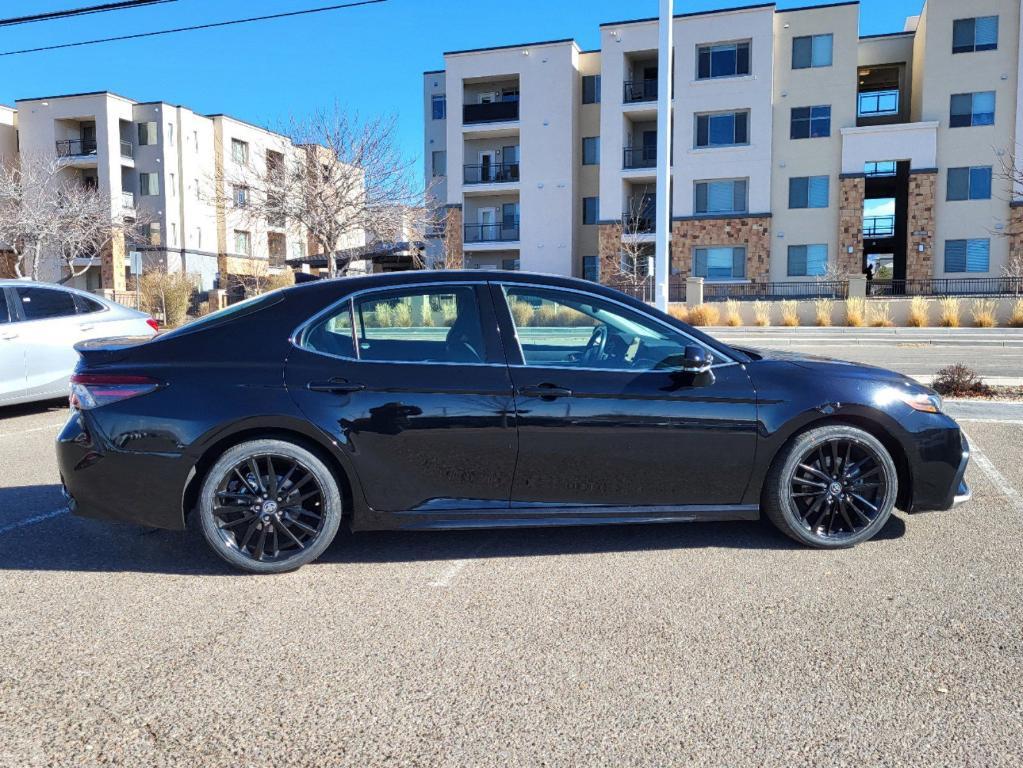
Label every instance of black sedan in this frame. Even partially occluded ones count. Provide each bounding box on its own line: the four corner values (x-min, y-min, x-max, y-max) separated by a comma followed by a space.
57, 271, 971, 573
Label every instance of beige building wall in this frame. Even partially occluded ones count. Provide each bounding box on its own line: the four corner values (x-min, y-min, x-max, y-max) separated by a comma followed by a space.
770, 2, 860, 282
0, 106, 16, 164
913, 0, 1021, 277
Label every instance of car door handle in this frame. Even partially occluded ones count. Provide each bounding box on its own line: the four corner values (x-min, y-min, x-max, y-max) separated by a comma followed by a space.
79, 324, 94, 331
307, 378, 366, 394
0, 332, 16, 341
518, 384, 573, 399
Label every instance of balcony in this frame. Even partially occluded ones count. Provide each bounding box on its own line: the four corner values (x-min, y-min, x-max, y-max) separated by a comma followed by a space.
623, 146, 656, 169
463, 162, 519, 185
121, 191, 135, 209
56, 138, 97, 157
623, 79, 657, 104
863, 215, 895, 238
120, 140, 134, 159
464, 221, 519, 243
463, 101, 519, 125
622, 214, 655, 234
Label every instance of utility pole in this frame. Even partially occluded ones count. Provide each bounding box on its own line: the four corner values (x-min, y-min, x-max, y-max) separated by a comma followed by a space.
654, 0, 674, 311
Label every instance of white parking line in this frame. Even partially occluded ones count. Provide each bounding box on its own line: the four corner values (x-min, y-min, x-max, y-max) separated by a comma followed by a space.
0, 507, 69, 536
0, 422, 66, 438
962, 431, 1023, 515
958, 418, 1023, 426
429, 535, 496, 587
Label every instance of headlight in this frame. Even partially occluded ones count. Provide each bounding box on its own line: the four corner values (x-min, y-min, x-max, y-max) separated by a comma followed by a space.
876, 386, 942, 414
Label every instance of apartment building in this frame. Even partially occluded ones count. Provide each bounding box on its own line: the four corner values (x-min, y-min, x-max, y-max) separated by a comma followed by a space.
6, 91, 347, 291
423, 0, 1023, 285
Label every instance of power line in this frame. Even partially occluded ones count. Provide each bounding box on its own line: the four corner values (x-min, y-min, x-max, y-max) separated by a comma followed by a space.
0, 0, 178, 28
0, 0, 387, 57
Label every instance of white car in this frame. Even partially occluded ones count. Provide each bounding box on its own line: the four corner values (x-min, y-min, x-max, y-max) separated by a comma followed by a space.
0, 280, 158, 407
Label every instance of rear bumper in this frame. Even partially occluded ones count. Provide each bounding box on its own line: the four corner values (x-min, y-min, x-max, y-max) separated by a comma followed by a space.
57, 410, 191, 530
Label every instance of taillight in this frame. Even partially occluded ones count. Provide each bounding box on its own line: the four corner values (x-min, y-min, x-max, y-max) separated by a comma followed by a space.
146, 317, 160, 332
69, 374, 160, 410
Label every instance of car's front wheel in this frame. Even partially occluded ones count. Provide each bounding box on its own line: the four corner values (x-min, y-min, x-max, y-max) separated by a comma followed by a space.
763, 425, 898, 548
198, 439, 342, 573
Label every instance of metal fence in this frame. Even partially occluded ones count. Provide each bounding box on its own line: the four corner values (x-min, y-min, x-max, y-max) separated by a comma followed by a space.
868, 277, 1023, 297
704, 281, 849, 301
607, 277, 686, 304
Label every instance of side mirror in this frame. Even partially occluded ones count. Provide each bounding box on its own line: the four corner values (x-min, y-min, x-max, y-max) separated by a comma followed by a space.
680, 345, 714, 374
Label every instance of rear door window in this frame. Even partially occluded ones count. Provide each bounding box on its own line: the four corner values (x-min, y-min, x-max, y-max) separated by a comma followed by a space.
73, 293, 106, 314
14, 286, 78, 321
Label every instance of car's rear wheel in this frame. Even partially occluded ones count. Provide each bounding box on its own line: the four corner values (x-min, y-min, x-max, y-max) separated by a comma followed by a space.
763, 425, 898, 548
198, 439, 342, 573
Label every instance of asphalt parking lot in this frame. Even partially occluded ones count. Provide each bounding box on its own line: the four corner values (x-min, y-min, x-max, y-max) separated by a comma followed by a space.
1, 399, 1022, 767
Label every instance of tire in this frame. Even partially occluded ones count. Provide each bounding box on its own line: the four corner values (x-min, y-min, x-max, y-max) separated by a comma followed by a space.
762, 425, 898, 549
198, 439, 342, 574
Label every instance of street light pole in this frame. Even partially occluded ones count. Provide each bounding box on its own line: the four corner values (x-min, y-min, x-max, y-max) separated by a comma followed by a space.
654, 0, 674, 312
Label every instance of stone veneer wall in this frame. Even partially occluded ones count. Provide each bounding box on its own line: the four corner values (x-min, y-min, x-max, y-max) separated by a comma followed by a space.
0, 251, 17, 279
670, 216, 771, 282
443, 206, 463, 270
1011, 203, 1023, 269
905, 170, 936, 281
838, 176, 865, 276
597, 222, 623, 282
100, 228, 127, 292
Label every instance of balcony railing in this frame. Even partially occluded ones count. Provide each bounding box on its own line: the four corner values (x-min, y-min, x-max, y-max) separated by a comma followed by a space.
622, 214, 655, 234
120, 140, 133, 159
863, 215, 896, 238
623, 79, 657, 103
55, 138, 97, 157
623, 146, 656, 169
869, 277, 1023, 298
608, 276, 685, 303
463, 162, 520, 185
120, 191, 135, 209
464, 221, 520, 243
462, 101, 519, 125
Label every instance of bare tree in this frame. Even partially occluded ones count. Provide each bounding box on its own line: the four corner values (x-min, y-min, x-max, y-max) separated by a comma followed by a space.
0, 152, 151, 281
226, 105, 428, 278
603, 195, 655, 293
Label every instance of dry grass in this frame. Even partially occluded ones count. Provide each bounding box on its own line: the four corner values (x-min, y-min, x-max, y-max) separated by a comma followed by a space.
260, 270, 295, 293
535, 304, 559, 327
845, 297, 866, 327
556, 306, 597, 327
724, 299, 742, 327
667, 304, 690, 323
1010, 298, 1023, 328
971, 298, 998, 328
813, 298, 833, 327
138, 270, 196, 329
932, 363, 992, 397
780, 300, 800, 327
392, 302, 413, 328
867, 302, 895, 327
752, 300, 771, 327
938, 297, 961, 328
687, 303, 721, 327
509, 300, 534, 328
907, 296, 929, 328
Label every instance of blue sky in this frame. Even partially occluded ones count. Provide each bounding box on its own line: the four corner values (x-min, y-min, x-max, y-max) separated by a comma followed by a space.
2, 0, 925, 165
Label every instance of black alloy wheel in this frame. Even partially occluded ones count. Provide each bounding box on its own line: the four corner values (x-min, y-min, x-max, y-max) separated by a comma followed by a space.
198, 439, 342, 573
764, 425, 898, 548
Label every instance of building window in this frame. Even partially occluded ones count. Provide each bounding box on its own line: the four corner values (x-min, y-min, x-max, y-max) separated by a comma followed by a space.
234, 229, 252, 256
167, 122, 174, 147
431, 150, 446, 177
168, 172, 176, 196
694, 179, 748, 215
695, 111, 749, 148
865, 161, 897, 177
858, 90, 899, 117
501, 258, 520, 271
139, 172, 159, 196
582, 136, 600, 165
792, 34, 833, 69
583, 255, 599, 282
694, 246, 746, 280
582, 196, 599, 225
790, 105, 831, 139
789, 176, 830, 209
431, 94, 446, 120
582, 74, 601, 104
697, 41, 751, 79
148, 222, 161, 246
138, 121, 157, 145
953, 16, 998, 54
170, 222, 177, 246
231, 138, 249, 164
950, 92, 995, 127
787, 244, 828, 277
947, 167, 993, 201
292, 240, 306, 260
232, 185, 249, 207
945, 239, 990, 272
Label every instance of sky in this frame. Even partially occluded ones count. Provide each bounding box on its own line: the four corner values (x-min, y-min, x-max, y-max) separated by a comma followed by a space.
1, 0, 926, 166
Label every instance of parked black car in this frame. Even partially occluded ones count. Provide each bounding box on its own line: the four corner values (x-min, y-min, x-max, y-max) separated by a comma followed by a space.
58, 271, 971, 573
